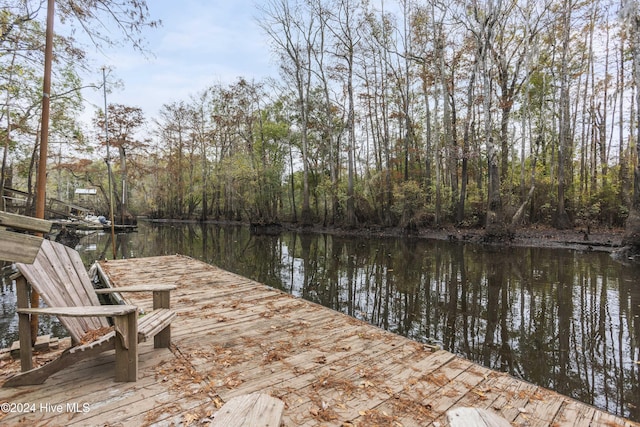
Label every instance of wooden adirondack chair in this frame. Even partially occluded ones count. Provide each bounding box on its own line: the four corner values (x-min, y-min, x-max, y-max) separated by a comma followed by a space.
0, 213, 176, 387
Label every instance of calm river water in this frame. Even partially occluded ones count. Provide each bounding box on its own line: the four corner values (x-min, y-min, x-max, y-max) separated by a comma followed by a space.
1, 220, 639, 421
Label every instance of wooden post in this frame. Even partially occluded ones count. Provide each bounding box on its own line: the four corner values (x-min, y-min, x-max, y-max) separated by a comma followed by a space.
114, 310, 138, 382
153, 290, 171, 348
15, 276, 33, 372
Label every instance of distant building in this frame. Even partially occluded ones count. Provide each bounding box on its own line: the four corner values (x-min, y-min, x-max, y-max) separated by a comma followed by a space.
74, 188, 97, 196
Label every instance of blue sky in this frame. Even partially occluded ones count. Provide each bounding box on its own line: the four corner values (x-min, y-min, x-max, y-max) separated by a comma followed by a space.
80, 0, 276, 124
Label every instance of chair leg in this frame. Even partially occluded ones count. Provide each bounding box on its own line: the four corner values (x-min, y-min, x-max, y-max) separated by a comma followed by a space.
16, 276, 33, 372
17, 312, 33, 372
153, 290, 171, 348
114, 311, 138, 382
154, 326, 171, 349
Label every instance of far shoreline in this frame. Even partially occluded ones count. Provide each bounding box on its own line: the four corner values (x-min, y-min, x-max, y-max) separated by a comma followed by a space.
141, 217, 624, 253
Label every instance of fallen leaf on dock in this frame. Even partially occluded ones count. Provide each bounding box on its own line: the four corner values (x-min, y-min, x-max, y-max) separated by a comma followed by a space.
309, 401, 338, 421
182, 412, 198, 426
314, 355, 327, 364
79, 326, 113, 344
212, 395, 224, 408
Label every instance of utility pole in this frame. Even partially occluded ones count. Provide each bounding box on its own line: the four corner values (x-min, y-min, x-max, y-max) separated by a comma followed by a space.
103, 67, 117, 258
35, 0, 54, 220
32, 0, 55, 344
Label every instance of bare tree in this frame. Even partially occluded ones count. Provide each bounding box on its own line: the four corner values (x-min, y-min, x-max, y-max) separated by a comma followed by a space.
325, 0, 360, 227
554, 0, 573, 229
56, 0, 160, 53
308, 0, 341, 224
259, 0, 318, 225
359, 4, 394, 225
94, 103, 145, 223
470, 0, 509, 238
620, 0, 640, 247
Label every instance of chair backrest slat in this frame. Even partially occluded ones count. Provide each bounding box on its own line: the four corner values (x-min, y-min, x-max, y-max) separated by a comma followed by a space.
63, 244, 103, 306
0, 211, 52, 234
0, 229, 43, 263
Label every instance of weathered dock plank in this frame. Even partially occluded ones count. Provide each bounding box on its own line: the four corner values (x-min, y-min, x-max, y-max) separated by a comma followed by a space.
1, 254, 637, 427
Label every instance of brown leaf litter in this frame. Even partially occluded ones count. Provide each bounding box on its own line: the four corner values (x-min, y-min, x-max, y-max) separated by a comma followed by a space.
79, 326, 114, 344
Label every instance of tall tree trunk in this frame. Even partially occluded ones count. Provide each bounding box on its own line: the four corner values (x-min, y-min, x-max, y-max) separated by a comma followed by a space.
436, 20, 457, 225
289, 140, 298, 223
477, 0, 507, 239
601, 24, 611, 189
619, 32, 631, 209
347, 58, 356, 227
458, 59, 477, 224
118, 145, 127, 224
311, 3, 339, 224
342, 0, 357, 227
381, 1, 393, 226
554, 0, 572, 229
436, 22, 450, 226
1, 44, 20, 212
422, 63, 433, 208
622, 3, 640, 247
300, 95, 312, 225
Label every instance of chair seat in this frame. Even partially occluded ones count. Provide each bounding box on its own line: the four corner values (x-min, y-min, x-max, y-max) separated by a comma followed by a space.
138, 309, 176, 342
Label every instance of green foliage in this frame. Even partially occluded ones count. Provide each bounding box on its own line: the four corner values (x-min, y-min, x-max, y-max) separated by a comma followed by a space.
576, 181, 628, 227
391, 180, 426, 228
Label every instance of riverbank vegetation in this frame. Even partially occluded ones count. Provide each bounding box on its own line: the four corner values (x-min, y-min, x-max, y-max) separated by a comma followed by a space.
2, 0, 640, 242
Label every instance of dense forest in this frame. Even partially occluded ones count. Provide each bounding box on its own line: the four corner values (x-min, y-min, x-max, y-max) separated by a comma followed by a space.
2, 0, 640, 240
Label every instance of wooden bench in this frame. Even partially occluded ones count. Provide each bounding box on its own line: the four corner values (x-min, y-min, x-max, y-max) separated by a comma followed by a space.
0, 212, 177, 387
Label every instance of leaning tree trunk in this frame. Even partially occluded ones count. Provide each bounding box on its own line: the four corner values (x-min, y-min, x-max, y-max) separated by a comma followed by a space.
622, 6, 640, 248
615, 3, 640, 260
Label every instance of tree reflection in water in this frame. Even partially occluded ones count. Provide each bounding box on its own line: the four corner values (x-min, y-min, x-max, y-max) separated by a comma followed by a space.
0, 221, 637, 422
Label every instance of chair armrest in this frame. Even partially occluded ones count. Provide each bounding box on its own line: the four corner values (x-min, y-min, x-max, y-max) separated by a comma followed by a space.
17, 305, 138, 317
95, 285, 175, 311
95, 285, 176, 294
18, 306, 138, 356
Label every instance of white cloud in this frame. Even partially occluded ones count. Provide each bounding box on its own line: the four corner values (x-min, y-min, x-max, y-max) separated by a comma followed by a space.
78, 0, 276, 125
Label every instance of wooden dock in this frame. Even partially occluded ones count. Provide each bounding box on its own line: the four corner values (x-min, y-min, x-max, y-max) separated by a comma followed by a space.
0, 255, 638, 426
